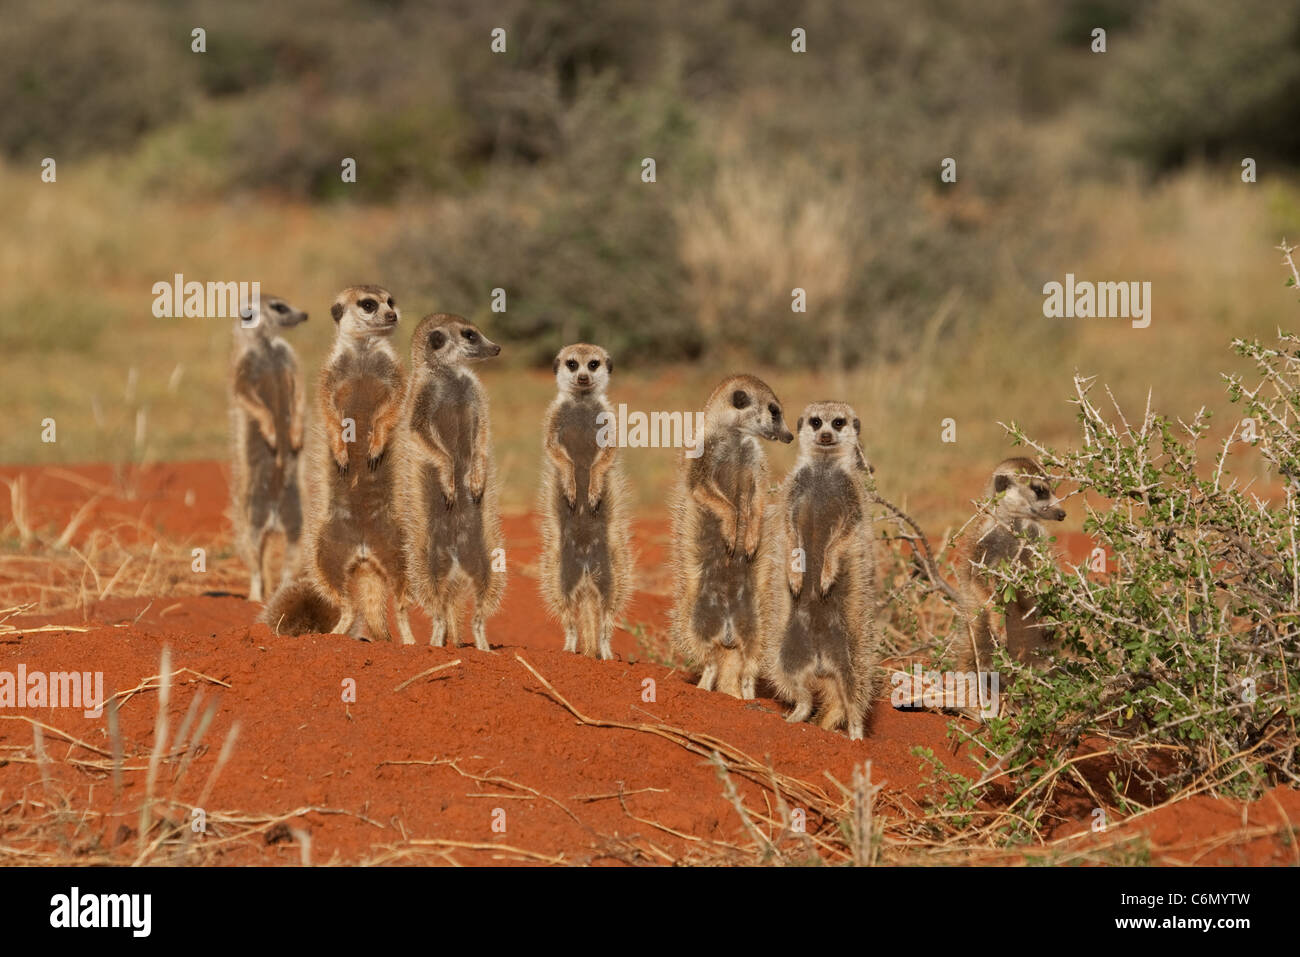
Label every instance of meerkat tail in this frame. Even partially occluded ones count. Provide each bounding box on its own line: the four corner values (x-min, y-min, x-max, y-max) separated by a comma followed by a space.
353, 565, 393, 642
574, 576, 603, 658
716, 647, 745, 699
260, 579, 340, 636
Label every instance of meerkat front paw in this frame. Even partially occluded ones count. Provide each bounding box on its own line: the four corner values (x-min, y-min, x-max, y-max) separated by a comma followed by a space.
788, 569, 804, 598
742, 522, 760, 561
469, 457, 487, 501
720, 519, 740, 555
588, 488, 602, 512
289, 423, 304, 453
561, 475, 578, 510
367, 449, 386, 472
441, 480, 456, 509
819, 568, 838, 597
330, 438, 349, 473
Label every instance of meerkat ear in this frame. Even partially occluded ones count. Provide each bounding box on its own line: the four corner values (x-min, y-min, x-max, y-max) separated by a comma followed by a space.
605, 356, 613, 374
330, 302, 344, 322
732, 390, 751, 410
994, 473, 1011, 493
553, 355, 561, 374
853, 418, 861, 435
796, 417, 804, 432
854, 446, 869, 473
429, 330, 446, 350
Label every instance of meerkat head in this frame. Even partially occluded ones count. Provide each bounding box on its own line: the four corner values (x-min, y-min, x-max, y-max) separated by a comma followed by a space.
236, 294, 307, 338
795, 400, 869, 471
553, 343, 611, 396
986, 457, 1066, 523
411, 313, 501, 367
706, 374, 794, 444
329, 285, 399, 341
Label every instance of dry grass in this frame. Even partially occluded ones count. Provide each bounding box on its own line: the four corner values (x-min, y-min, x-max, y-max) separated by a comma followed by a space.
0, 648, 302, 865
2, 160, 1298, 528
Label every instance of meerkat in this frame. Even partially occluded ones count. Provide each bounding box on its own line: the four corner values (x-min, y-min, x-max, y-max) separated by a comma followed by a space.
228, 294, 309, 603
670, 374, 794, 698
762, 402, 878, 740
537, 343, 633, 660
263, 285, 414, 642
954, 457, 1067, 676
398, 313, 505, 651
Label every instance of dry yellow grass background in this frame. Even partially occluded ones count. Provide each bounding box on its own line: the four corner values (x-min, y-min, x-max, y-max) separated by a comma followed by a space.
3, 160, 1296, 534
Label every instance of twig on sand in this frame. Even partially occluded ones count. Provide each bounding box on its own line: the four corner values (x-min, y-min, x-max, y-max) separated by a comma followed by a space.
392, 658, 461, 693
513, 654, 837, 821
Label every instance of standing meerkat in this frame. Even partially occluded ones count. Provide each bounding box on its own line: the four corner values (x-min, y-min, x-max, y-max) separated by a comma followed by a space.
264, 285, 414, 642
670, 374, 793, 698
763, 402, 878, 740
954, 457, 1066, 675
398, 313, 504, 650
537, 343, 633, 660
228, 293, 309, 602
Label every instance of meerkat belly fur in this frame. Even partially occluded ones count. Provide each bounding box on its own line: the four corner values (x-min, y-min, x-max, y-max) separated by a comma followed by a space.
670, 374, 794, 698
263, 285, 413, 642
762, 402, 879, 740
398, 314, 505, 650
229, 294, 309, 603
537, 344, 633, 659
954, 456, 1066, 675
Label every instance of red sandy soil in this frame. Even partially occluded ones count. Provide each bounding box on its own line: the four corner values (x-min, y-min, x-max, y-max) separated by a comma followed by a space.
0, 462, 1295, 865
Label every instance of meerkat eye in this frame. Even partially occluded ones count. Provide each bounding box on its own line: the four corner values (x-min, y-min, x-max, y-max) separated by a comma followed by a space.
386, 298, 394, 307
587, 359, 600, 371
809, 417, 822, 430
462, 329, 478, 341
768, 403, 780, 418
271, 302, 288, 313
1034, 486, 1050, 500
565, 359, 579, 371
832, 418, 846, 430
359, 299, 377, 313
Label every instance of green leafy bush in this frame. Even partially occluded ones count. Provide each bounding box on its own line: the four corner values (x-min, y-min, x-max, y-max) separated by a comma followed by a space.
952, 340, 1299, 836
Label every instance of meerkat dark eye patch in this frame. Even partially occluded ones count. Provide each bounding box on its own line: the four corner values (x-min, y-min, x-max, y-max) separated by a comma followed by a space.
272, 301, 288, 313
429, 330, 446, 349
359, 299, 377, 313
566, 359, 579, 371
587, 359, 600, 371
809, 417, 822, 429
1034, 485, 1050, 500
832, 417, 846, 430
768, 403, 780, 418
386, 298, 394, 307
994, 474, 1011, 493
732, 390, 751, 410
462, 329, 478, 341
330, 302, 344, 322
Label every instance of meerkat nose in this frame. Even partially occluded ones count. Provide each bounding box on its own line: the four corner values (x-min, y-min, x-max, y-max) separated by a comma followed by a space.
384, 310, 397, 322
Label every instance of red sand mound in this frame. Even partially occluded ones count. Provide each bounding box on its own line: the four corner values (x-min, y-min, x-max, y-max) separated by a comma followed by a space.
0, 462, 1295, 865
